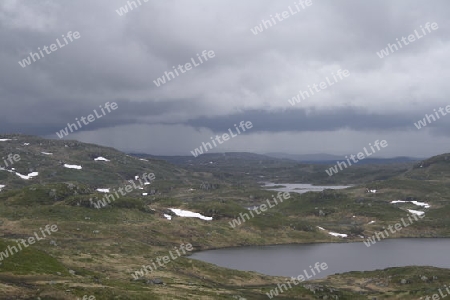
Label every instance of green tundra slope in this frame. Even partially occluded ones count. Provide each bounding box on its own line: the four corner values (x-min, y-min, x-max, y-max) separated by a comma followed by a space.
0, 134, 449, 299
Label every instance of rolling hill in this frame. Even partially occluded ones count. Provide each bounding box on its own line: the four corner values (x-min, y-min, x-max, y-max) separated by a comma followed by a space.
1, 134, 450, 299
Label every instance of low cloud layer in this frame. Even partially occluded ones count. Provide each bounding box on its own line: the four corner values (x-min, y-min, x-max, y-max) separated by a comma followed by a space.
1, 0, 449, 157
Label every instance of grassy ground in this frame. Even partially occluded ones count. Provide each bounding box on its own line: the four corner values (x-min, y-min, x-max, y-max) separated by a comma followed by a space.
1, 178, 449, 299
1, 135, 449, 299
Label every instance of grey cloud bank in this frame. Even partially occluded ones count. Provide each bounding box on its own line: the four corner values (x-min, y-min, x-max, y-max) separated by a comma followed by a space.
18, 31, 81, 68
1, 0, 450, 157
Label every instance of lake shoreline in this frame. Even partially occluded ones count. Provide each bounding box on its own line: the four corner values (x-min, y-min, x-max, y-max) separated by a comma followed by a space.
188, 235, 450, 255
190, 238, 450, 278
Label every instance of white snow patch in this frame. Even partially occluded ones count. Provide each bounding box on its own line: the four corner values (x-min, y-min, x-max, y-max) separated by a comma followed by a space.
0, 139, 11, 142
41, 152, 53, 155
64, 164, 82, 169
390, 200, 430, 209
169, 208, 213, 221
408, 209, 425, 216
94, 157, 110, 161
139, 158, 149, 162
163, 214, 172, 220
317, 226, 347, 238
391, 200, 407, 204
15, 172, 39, 180
96, 188, 110, 193
368, 189, 377, 193
144, 181, 151, 185
328, 232, 348, 238
411, 201, 430, 208
134, 175, 139, 180
142, 193, 148, 196
368, 221, 376, 224
0, 185, 5, 191
23, 143, 30, 146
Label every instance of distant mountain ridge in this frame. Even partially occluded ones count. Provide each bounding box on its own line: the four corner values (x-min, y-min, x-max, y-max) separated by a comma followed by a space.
265, 152, 422, 164
133, 152, 285, 165
405, 152, 450, 180
141, 151, 422, 165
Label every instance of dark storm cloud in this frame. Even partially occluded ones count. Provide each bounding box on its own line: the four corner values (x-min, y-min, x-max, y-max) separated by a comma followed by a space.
185, 107, 450, 134
2, 99, 201, 136
1, 0, 449, 155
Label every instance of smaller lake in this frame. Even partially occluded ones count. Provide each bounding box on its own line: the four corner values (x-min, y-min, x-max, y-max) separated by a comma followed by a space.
190, 239, 450, 279
261, 182, 353, 194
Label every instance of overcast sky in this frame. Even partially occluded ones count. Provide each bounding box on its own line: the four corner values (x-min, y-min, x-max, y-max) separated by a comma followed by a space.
1, 0, 449, 158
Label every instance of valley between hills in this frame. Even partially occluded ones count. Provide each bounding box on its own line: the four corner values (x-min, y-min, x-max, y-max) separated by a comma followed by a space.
1, 134, 450, 299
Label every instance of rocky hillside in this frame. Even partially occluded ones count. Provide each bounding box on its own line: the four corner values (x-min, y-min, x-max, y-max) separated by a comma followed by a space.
0, 134, 218, 193
1, 135, 450, 299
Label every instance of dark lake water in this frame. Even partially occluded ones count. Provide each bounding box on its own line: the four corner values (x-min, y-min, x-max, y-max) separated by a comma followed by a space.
190, 238, 450, 279
261, 182, 353, 194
